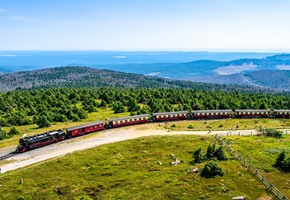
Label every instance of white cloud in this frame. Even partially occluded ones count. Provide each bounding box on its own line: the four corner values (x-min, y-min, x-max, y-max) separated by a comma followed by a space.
0, 54, 16, 57
6, 16, 26, 21
57, 22, 113, 27
113, 56, 127, 59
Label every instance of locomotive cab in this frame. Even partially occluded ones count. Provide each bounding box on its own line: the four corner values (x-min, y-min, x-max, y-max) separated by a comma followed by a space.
16, 138, 28, 152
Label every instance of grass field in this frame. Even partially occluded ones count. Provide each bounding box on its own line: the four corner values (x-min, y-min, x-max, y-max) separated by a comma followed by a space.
224, 135, 290, 197
159, 118, 290, 132
0, 135, 273, 200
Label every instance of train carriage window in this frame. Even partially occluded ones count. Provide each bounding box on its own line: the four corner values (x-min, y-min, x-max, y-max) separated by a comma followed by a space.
261, 112, 264, 114
257, 112, 259, 114
202, 113, 205, 115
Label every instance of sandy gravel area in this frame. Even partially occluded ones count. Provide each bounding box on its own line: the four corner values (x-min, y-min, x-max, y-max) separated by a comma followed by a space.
0, 126, 260, 174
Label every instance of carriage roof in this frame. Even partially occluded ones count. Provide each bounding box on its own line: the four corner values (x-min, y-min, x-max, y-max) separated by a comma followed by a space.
66, 121, 105, 131
108, 114, 150, 122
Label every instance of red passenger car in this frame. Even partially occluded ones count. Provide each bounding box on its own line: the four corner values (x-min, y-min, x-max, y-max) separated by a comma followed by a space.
192, 110, 232, 119
273, 110, 290, 118
66, 121, 105, 138
108, 114, 150, 128
153, 111, 188, 121
235, 109, 270, 118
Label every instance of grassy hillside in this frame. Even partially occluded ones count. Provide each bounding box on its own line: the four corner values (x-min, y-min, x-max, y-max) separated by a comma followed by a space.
225, 135, 290, 197
0, 135, 272, 200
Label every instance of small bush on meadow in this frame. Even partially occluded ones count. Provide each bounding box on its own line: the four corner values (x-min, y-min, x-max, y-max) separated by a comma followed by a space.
263, 128, 283, 138
188, 124, 194, 129
200, 161, 224, 178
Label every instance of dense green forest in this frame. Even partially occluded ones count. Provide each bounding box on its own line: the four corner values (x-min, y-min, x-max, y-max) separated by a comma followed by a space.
0, 87, 289, 130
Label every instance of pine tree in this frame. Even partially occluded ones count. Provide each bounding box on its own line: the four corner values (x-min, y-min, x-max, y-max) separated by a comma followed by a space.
193, 147, 203, 164
274, 151, 286, 169
281, 157, 290, 172
206, 144, 215, 160
0, 127, 7, 140
36, 116, 51, 128
215, 146, 227, 161
8, 126, 20, 136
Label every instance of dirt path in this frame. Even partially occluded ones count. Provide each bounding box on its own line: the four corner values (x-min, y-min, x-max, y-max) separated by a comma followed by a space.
0, 127, 260, 174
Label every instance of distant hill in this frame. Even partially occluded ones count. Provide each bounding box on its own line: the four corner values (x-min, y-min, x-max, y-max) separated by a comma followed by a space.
96, 54, 290, 90
0, 66, 270, 92
244, 70, 290, 90
181, 54, 290, 90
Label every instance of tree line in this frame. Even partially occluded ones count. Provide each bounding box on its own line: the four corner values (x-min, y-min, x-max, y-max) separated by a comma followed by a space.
0, 87, 289, 129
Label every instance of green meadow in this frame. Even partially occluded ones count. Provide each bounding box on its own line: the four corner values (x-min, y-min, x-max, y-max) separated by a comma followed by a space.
0, 135, 280, 200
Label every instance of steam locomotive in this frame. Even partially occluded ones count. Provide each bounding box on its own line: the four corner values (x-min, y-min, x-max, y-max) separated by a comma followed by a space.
16, 109, 290, 152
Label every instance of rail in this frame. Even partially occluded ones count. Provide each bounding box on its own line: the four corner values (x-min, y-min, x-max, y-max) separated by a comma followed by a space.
214, 134, 289, 200
0, 152, 16, 161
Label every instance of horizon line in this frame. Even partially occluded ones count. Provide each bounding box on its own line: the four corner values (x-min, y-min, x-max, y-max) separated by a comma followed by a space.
0, 49, 290, 53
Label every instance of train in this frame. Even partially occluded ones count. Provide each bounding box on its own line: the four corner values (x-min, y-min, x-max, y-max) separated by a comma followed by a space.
16, 109, 290, 153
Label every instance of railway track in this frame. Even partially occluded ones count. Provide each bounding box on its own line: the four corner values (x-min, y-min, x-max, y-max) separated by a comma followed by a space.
0, 152, 16, 161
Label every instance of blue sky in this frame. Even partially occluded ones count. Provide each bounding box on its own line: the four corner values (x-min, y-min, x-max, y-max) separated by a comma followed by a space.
1, 0, 290, 51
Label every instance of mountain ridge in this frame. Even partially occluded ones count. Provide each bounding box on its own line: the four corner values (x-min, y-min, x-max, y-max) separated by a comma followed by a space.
0, 66, 271, 93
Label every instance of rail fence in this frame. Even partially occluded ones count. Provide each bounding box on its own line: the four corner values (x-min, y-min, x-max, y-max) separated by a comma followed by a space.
214, 134, 289, 200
